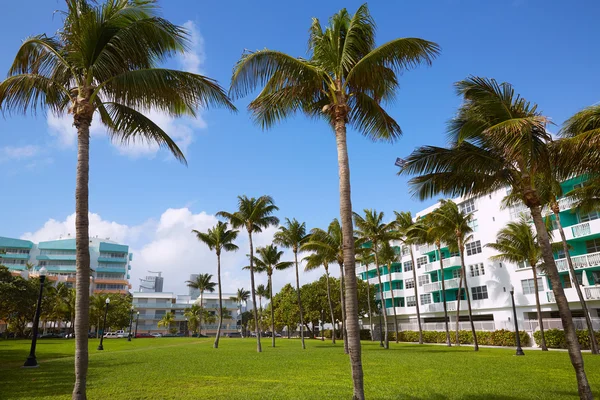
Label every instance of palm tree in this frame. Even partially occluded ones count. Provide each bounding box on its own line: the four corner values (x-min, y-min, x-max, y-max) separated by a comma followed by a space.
184, 304, 202, 335
158, 312, 175, 332
256, 284, 269, 331
251, 245, 293, 347
435, 200, 478, 350
486, 219, 548, 351
192, 222, 239, 348
230, 288, 251, 337
274, 218, 309, 349
393, 211, 424, 344
218, 195, 279, 352
377, 241, 400, 343
186, 273, 216, 334
353, 209, 395, 349
0, 2, 235, 396
230, 5, 439, 396
304, 252, 337, 344
400, 76, 593, 399
355, 248, 374, 342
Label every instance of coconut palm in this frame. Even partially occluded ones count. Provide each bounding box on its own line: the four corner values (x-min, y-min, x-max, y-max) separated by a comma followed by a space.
377, 241, 400, 344
184, 304, 202, 335
400, 76, 592, 398
355, 248, 374, 342
158, 312, 175, 332
230, 288, 251, 337
186, 273, 216, 334
256, 284, 269, 330
218, 195, 279, 352
304, 252, 337, 344
486, 219, 548, 351
273, 218, 309, 349
353, 209, 395, 349
192, 222, 239, 348
434, 200, 478, 350
0, 2, 235, 395
393, 211, 424, 344
230, 5, 439, 396
251, 245, 293, 347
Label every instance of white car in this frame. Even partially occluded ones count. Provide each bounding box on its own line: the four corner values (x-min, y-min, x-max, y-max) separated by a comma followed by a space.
115, 330, 128, 338
103, 332, 118, 339
151, 333, 162, 338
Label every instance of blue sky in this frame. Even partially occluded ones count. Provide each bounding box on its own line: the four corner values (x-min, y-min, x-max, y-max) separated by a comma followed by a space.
1, 0, 599, 293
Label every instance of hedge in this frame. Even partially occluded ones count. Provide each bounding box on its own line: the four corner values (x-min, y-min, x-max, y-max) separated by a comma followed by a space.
322, 329, 371, 340
533, 329, 600, 350
382, 329, 530, 347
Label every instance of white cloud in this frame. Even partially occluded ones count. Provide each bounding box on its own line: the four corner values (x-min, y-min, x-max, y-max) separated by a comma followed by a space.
20, 208, 332, 296
180, 21, 205, 75
0, 145, 41, 162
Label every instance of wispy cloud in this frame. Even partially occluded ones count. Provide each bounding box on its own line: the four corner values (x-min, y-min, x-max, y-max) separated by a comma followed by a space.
180, 21, 205, 74
0, 145, 41, 162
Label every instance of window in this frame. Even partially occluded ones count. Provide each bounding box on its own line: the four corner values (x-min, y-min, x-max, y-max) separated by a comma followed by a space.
405, 278, 415, 289
420, 294, 432, 305
99, 252, 127, 259
401, 245, 410, 256
592, 271, 600, 285
516, 261, 528, 270
403, 261, 413, 272
449, 251, 460, 258
471, 285, 488, 300
586, 239, 600, 254
521, 278, 543, 295
406, 296, 417, 307
416, 256, 427, 269
465, 240, 482, 256
451, 269, 461, 279
459, 198, 477, 214
580, 211, 599, 223
468, 219, 479, 232
418, 275, 430, 287
469, 263, 485, 277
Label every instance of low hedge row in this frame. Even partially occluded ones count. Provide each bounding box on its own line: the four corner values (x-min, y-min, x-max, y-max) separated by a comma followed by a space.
533, 329, 600, 350
322, 329, 372, 340
384, 329, 530, 347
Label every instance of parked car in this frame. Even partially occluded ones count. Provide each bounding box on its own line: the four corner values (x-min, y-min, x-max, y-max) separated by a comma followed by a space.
225, 332, 242, 338
135, 333, 153, 338
103, 332, 118, 339
150, 333, 162, 338
65, 333, 75, 339
114, 330, 127, 338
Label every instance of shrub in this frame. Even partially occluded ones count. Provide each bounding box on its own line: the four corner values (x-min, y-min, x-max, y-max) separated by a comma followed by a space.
534, 329, 600, 349
359, 329, 372, 341
392, 330, 530, 347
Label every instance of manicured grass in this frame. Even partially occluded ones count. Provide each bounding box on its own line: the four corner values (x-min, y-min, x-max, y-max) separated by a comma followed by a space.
1, 338, 599, 399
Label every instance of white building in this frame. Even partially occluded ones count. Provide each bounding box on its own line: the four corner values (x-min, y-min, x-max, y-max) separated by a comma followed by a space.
358, 176, 600, 339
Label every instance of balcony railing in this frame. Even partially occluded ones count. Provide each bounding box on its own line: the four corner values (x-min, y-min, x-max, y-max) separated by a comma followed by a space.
547, 291, 555, 302
442, 256, 461, 268
424, 262, 438, 273
554, 251, 600, 273
572, 222, 592, 238
585, 286, 600, 300
542, 197, 579, 216
422, 277, 460, 293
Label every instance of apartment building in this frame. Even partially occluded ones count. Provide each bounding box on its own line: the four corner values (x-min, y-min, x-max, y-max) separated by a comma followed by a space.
358, 176, 600, 335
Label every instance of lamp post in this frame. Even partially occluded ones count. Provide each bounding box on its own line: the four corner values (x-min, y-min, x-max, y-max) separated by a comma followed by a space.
510, 286, 525, 356
320, 309, 324, 342
23, 267, 47, 368
128, 306, 134, 341
134, 311, 139, 338
185, 317, 188, 337
377, 302, 383, 348
97, 297, 110, 351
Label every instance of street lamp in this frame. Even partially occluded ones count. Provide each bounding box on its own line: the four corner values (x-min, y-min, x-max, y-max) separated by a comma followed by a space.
134, 311, 140, 338
377, 302, 383, 348
320, 309, 324, 342
23, 266, 47, 368
128, 306, 134, 341
185, 317, 189, 337
97, 297, 110, 351
509, 286, 525, 356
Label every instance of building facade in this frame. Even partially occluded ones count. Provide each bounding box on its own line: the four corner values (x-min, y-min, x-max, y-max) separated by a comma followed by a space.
0, 236, 132, 294
358, 176, 600, 337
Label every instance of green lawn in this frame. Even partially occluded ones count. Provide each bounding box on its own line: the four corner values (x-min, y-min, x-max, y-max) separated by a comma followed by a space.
1, 338, 599, 399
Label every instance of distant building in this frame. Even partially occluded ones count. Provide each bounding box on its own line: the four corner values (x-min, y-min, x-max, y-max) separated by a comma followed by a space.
0, 236, 132, 294
188, 273, 200, 299
139, 271, 164, 292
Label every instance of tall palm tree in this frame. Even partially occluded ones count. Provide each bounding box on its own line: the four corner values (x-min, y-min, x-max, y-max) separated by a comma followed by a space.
377, 241, 400, 344
192, 222, 239, 348
186, 273, 216, 334
251, 245, 293, 347
355, 248, 374, 342
158, 312, 175, 332
229, 5, 439, 396
230, 288, 251, 337
184, 304, 202, 335
435, 200, 478, 350
353, 209, 394, 349
0, 2, 235, 396
400, 76, 593, 399
393, 211, 424, 344
274, 218, 309, 349
256, 284, 269, 331
218, 196, 279, 353
486, 219, 548, 351
304, 252, 337, 344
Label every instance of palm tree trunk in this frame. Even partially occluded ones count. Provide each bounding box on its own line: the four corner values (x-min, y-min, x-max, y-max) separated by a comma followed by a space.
72, 107, 92, 400
269, 275, 275, 348
459, 246, 478, 351
387, 267, 399, 343
373, 250, 389, 349
455, 270, 463, 346
437, 244, 452, 347
247, 231, 262, 352
553, 208, 599, 354
294, 250, 306, 350
409, 248, 424, 344
530, 204, 593, 399
531, 264, 548, 351
364, 263, 374, 342
259, 296, 262, 332
338, 263, 348, 353
214, 252, 223, 349
199, 291, 204, 335
334, 113, 364, 400
325, 268, 336, 344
